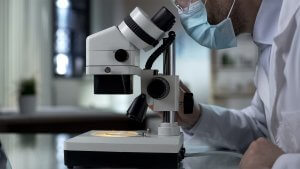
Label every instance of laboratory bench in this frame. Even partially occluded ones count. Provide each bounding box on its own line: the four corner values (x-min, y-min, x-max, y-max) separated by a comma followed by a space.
0, 106, 147, 133
0, 107, 241, 169
0, 133, 241, 169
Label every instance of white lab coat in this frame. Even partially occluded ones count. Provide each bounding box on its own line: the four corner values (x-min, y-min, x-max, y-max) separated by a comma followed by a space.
182, 0, 300, 168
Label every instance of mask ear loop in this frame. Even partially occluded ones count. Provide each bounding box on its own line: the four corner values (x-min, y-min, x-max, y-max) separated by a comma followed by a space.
227, 0, 237, 18
204, 0, 208, 5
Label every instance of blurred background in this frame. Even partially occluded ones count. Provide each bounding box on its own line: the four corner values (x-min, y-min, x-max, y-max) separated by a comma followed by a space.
0, 0, 258, 169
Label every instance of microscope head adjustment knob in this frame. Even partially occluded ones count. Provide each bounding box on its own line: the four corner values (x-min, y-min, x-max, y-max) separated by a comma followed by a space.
115, 49, 129, 62
147, 77, 170, 100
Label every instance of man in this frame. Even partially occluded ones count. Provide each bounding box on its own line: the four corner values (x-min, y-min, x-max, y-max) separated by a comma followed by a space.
172, 0, 300, 168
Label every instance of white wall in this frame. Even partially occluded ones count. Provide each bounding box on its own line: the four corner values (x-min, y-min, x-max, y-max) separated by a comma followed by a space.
0, 0, 9, 108
0, 0, 53, 108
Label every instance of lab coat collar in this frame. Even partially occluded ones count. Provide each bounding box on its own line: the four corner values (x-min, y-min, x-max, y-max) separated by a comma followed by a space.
253, 0, 283, 45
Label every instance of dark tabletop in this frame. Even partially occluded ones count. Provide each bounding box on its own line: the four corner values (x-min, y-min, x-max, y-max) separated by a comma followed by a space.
0, 106, 147, 133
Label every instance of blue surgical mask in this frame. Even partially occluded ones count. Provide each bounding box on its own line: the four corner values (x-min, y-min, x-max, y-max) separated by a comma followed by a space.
180, 0, 237, 49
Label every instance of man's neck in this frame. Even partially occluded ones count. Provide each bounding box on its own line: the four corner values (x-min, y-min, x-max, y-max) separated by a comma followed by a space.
239, 0, 262, 33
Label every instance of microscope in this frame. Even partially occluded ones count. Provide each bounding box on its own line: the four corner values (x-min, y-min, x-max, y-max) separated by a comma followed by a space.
64, 6, 194, 169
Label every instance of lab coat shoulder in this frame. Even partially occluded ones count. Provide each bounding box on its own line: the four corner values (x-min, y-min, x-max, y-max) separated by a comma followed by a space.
281, 8, 300, 103
272, 1, 300, 105
270, 2, 300, 169
276, 0, 300, 36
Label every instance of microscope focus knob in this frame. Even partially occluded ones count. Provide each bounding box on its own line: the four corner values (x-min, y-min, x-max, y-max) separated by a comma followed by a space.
115, 49, 129, 62
147, 77, 170, 100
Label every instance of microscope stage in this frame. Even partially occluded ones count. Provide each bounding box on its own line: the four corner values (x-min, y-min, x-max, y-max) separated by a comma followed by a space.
64, 130, 184, 169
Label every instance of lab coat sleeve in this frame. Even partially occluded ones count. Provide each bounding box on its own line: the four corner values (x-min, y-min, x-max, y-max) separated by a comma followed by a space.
272, 154, 300, 169
183, 92, 268, 153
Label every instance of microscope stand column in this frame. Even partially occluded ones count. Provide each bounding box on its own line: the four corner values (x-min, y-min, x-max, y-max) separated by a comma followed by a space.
159, 39, 180, 136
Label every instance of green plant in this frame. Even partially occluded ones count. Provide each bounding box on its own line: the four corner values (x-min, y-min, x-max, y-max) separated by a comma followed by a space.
221, 53, 235, 67
19, 78, 36, 96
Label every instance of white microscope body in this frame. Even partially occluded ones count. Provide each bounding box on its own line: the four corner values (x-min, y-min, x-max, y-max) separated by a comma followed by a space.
64, 7, 191, 169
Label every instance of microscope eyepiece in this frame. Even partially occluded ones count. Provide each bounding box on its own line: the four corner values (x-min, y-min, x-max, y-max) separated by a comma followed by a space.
151, 7, 176, 32
118, 7, 176, 50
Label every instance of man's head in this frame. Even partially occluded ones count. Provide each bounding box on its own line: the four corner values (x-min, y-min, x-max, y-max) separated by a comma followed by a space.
203, 0, 262, 35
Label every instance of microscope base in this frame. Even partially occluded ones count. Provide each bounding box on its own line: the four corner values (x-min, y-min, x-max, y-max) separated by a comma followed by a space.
64, 131, 184, 169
